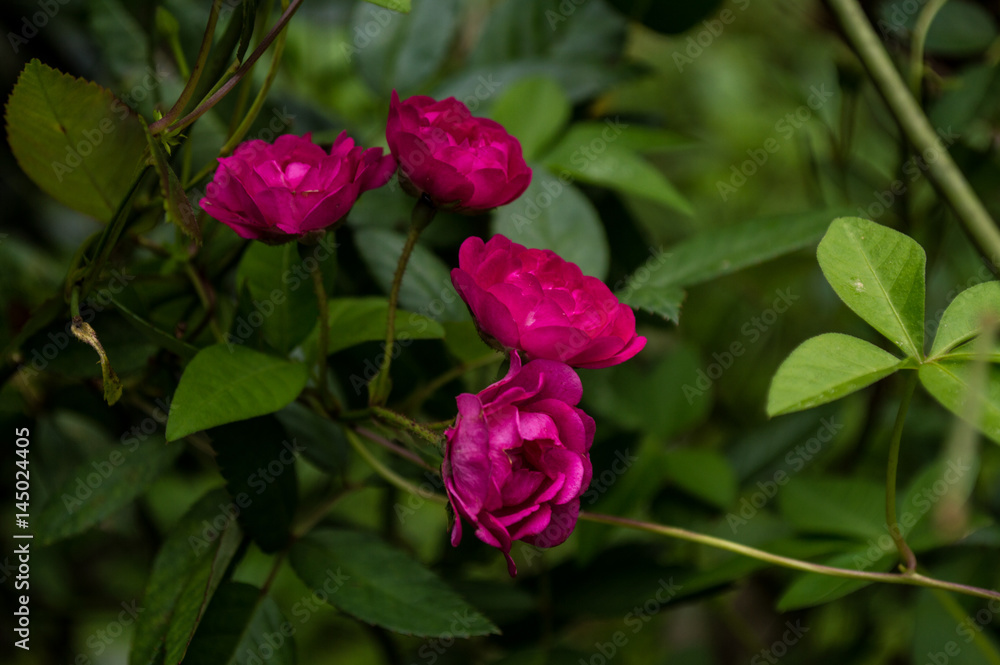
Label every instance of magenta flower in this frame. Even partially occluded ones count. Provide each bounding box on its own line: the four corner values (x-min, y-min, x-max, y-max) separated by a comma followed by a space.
199, 132, 396, 243
443, 352, 594, 576
451, 235, 647, 369
385, 91, 532, 213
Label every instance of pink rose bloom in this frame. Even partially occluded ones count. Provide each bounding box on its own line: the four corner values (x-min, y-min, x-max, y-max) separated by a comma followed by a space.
443, 352, 594, 576
200, 132, 396, 243
385, 91, 532, 213
451, 235, 647, 369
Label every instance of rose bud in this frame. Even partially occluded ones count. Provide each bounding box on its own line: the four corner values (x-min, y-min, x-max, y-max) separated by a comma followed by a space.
443, 352, 594, 576
199, 132, 396, 244
385, 91, 532, 213
451, 234, 647, 368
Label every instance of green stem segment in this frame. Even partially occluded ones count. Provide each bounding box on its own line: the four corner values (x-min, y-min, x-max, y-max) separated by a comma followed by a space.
827, 0, 1000, 273
371, 406, 441, 447
886, 371, 919, 572
369, 196, 437, 405
908, 0, 949, 98
345, 429, 447, 504
311, 259, 331, 404
154, 0, 223, 131
577, 512, 1000, 603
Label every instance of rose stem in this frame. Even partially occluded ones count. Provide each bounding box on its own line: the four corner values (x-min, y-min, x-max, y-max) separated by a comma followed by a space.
369, 194, 437, 406
885, 371, 918, 573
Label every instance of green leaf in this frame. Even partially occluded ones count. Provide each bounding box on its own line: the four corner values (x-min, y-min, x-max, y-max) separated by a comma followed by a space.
235, 239, 337, 354
5, 60, 146, 221
166, 345, 309, 441
184, 583, 295, 665
110, 294, 199, 360
35, 437, 180, 545
816, 217, 926, 359
618, 283, 684, 323
929, 281, 1000, 357
491, 170, 609, 280
621, 209, 849, 319
355, 229, 468, 321
315, 296, 445, 356
164, 519, 244, 665
276, 401, 348, 474
290, 528, 499, 637
544, 124, 692, 215
924, 1, 997, 57
209, 416, 298, 553
767, 333, 905, 416
919, 360, 1000, 445
363, 0, 410, 13
777, 476, 887, 541
663, 449, 736, 509
353, 0, 458, 96
490, 77, 571, 162
130, 488, 231, 665
777, 550, 893, 611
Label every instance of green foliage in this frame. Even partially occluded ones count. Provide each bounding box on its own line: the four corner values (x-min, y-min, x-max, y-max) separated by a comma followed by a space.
166, 345, 309, 441
4, 60, 146, 221
290, 528, 499, 637
184, 583, 295, 665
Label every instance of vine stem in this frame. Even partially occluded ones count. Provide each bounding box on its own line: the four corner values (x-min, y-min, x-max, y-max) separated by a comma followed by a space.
345, 429, 447, 504
826, 0, 1000, 273
370, 406, 441, 447
886, 371, 919, 572
908, 0, 949, 98
154, 0, 224, 131
576, 512, 1000, 603
310, 259, 330, 404
368, 195, 437, 405
149, 0, 304, 135
335, 402, 1000, 604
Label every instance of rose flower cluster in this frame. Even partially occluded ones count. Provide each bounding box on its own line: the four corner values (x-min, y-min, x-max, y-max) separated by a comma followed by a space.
199, 91, 646, 576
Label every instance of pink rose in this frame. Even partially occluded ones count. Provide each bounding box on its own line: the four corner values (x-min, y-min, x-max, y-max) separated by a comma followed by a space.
451, 235, 647, 369
199, 132, 396, 243
385, 91, 532, 213
443, 352, 594, 576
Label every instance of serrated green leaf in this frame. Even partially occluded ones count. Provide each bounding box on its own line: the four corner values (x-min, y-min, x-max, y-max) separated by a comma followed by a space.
490, 77, 570, 162
166, 345, 309, 441
35, 437, 179, 545
290, 528, 499, 637
919, 360, 1000, 444
767, 333, 905, 416
618, 283, 684, 322
817, 217, 926, 359
209, 416, 298, 553
491, 170, 609, 280
130, 488, 231, 665
930, 281, 1000, 357
5, 60, 146, 221
184, 583, 295, 665
164, 520, 244, 665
